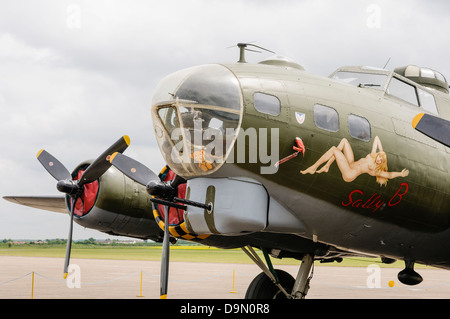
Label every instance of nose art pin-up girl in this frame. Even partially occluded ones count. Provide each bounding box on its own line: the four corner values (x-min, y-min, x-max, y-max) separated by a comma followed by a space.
301, 136, 409, 186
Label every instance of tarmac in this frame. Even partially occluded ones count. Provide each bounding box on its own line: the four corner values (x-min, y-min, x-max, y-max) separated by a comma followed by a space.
1, 256, 450, 299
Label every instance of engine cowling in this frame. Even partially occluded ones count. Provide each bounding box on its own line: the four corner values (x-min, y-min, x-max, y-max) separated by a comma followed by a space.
68, 160, 164, 242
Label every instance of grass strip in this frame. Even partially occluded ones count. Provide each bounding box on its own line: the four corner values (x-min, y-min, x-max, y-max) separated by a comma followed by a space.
0, 245, 415, 268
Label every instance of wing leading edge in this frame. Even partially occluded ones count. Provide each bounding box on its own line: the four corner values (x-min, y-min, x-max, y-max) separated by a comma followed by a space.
412, 113, 450, 148
3, 196, 67, 214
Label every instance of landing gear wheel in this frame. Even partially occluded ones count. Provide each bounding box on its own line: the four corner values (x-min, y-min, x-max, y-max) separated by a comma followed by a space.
245, 269, 294, 299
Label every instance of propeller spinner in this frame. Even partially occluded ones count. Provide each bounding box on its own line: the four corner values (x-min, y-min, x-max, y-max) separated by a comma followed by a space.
37, 135, 130, 278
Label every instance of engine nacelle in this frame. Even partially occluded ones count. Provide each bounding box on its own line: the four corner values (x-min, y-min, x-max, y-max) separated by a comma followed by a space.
68, 161, 163, 241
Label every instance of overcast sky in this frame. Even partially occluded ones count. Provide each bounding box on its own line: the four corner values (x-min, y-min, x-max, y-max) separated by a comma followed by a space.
1, 0, 449, 240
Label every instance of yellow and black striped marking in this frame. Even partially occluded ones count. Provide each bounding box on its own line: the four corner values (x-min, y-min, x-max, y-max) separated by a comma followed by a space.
153, 166, 210, 241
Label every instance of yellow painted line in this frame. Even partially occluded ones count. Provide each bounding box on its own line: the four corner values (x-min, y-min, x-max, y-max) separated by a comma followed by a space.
169, 227, 180, 238
160, 166, 168, 174
123, 135, 131, 146
109, 152, 119, 163
412, 113, 424, 128
180, 223, 189, 234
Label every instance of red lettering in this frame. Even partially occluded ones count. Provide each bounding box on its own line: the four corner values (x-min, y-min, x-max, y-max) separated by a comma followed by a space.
370, 199, 385, 213
342, 190, 363, 207
364, 194, 384, 212
352, 199, 363, 207
362, 193, 377, 208
342, 183, 409, 213
388, 183, 409, 207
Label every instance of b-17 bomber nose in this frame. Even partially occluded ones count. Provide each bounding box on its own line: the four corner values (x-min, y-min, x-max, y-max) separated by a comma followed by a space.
151, 64, 244, 177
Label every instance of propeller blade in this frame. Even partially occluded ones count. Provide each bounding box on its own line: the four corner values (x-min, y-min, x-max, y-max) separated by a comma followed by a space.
36, 136, 130, 278
412, 113, 450, 148
160, 205, 170, 299
63, 197, 76, 279
109, 152, 159, 186
36, 150, 71, 181
79, 135, 131, 186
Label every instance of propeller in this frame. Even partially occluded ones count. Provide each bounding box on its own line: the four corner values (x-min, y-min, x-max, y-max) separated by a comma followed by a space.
36, 135, 130, 278
160, 204, 170, 299
109, 152, 190, 299
412, 113, 450, 148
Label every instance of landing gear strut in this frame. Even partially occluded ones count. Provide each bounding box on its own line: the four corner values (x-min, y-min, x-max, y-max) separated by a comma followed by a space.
291, 254, 314, 299
242, 246, 314, 299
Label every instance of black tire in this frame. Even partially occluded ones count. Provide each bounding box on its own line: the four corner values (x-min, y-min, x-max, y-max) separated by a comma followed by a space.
245, 269, 295, 299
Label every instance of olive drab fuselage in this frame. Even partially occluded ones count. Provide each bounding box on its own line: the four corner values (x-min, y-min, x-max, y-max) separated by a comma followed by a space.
150, 59, 450, 269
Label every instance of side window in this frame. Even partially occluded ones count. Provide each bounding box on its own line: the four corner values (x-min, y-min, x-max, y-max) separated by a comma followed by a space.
418, 88, 439, 115
387, 77, 419, 106
254, 92, 281, 116
314, 104, 339, 132
348, 114, 371, 142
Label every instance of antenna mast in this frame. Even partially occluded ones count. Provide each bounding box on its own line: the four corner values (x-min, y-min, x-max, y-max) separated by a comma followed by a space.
237, 43, 275, 63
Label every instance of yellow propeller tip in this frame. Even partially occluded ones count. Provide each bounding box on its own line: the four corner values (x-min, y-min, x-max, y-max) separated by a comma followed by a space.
63, 273, 68, 279
160, 294, 167, 299
123, 135, 131, 146
109, 152, 119, 163
36, 149, 44, 159
412, 113, 425, 129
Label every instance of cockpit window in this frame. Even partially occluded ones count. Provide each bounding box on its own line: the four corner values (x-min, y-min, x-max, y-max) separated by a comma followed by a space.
332, 71, 388, 90
418, 88, 438, 115
387, 77, 419, 106
151, 64, 243, 177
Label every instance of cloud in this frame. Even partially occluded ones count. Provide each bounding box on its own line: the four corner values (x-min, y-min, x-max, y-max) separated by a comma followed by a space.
1, 0, 449, 239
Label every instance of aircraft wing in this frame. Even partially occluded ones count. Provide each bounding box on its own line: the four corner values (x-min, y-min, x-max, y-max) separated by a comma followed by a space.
3, 196, 67, 214
412, 113, 450, 148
